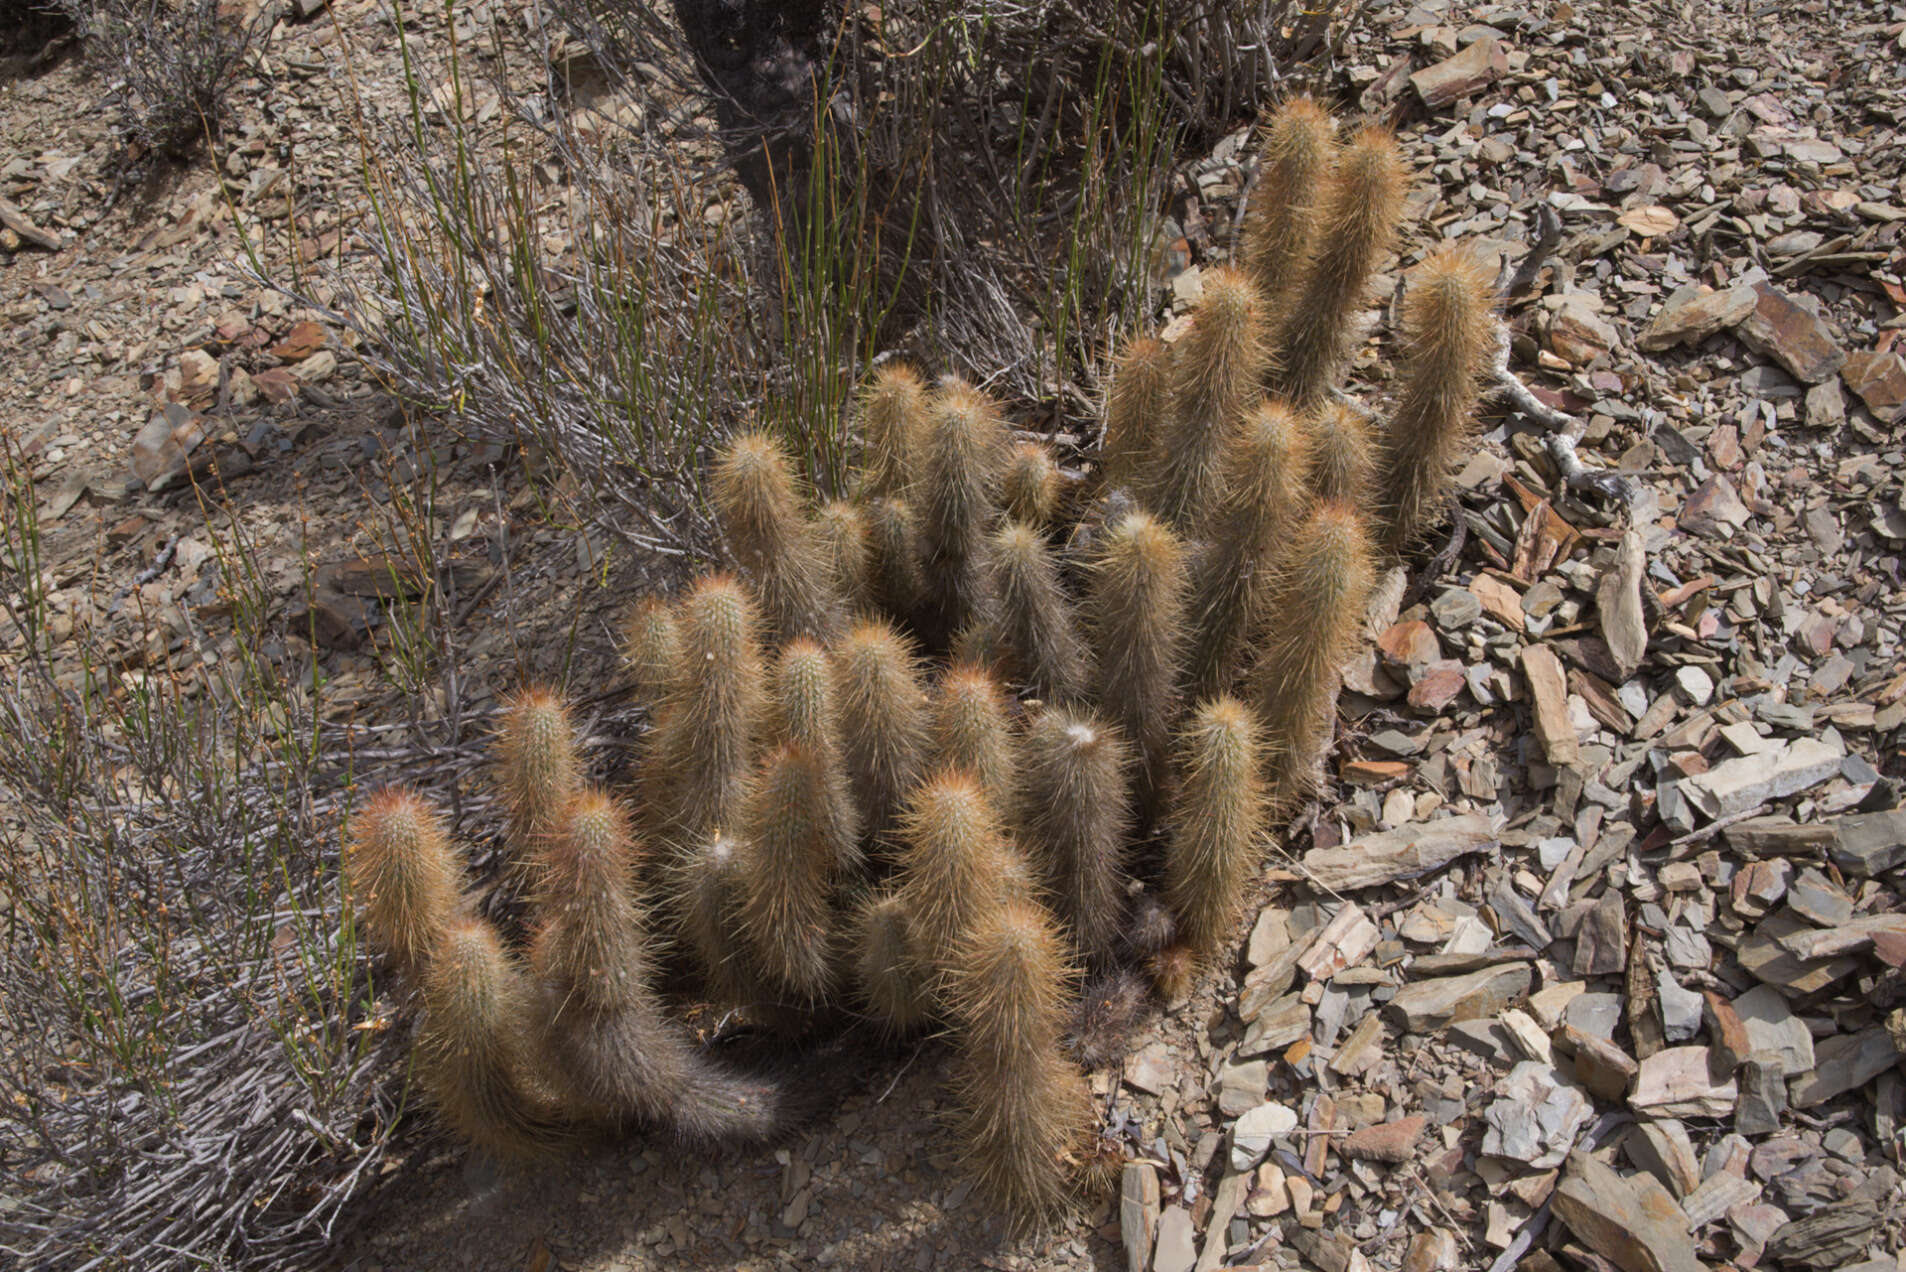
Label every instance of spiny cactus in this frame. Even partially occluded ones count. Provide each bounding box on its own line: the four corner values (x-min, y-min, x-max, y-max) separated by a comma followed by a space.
348, 97, 1513, 1207
832, 618, 929, 844
864, 495, 926, 626
892, 768, 1023, 978
1305, 399, 1376, 507
1253, 501, 1377, 812
417, 915, 568, 1159
1239, 97, 1337, 307
497, 686, 583, 895
768, 638, 857, 856
853, 361, 929, 500
711, 431, 844, 644
1377, 245, 1498, 551
1269, 125, 1406, 410
672, 827, 755, 1008
1015, 709, 1133, 966
619, 596, 681, 715
1163, 697, 1266, 958
815, 499, 874, 613
931, 662, 1018, 810
988, 520, 1091, 705
1181, 400, 1313, 702
1150, 265, 1270, 532
943, 896, 1089, 1228
739, 742, 854, 1004
1149, 943, 1197, 1005
640, 574, 764, 848
533, 789, 784, 1142
850, 890, 934, 1036
1102, 335, 1171, 493
1089, 511, 1188, 814
1002, 442, 1062, 527
915, 378, 1010, 646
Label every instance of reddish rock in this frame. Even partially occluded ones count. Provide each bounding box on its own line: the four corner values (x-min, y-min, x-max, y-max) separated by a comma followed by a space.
1679, 475, 1751, 537
1739, 284, 1845, 383
1411, 37, 1509, 108
1408, 662, 1467, 712
1548, 299, 1619, 366
1377, 619, 1440, 670
1637, 285, 1755, 351
1340, 1116, 1425, 1164
1841, 350, 1905, 421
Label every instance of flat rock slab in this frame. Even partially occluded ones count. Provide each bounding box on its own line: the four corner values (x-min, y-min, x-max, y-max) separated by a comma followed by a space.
1385, 962, 1531, 1033
1299, 814, 1498, 890
1552, 1150, 1703, 1272
1841, 349, 1905, 422
1637, 284, 1757, 351
1678, 738, 1842, 819
1738, 283, 1846, 383
1411, 36, 1509, 108
1630, 1046, 1738, 1117
1121, 1162, 1160, 1272
1789, 1027, 1902, 1108
1829, 809, 1906, 877
1521, 645, 1580, 766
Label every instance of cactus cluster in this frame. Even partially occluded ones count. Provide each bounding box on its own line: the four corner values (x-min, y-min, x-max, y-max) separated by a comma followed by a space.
343, 100, 1498, 1232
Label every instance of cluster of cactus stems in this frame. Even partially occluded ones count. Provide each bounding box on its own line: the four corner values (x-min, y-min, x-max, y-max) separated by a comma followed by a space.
343, 100, 1499, 1231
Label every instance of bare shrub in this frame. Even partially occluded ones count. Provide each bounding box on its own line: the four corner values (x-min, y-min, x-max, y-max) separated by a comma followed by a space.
60, 0, 268, 158
557, 0, 1365, 406
0, 449, 406, 1270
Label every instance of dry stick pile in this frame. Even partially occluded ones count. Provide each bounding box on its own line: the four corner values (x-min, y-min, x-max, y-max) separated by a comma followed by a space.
342, 101, 1504, 1231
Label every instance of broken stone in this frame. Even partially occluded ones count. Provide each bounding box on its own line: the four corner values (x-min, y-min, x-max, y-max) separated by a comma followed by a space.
1385, 963, 1531, 1033
1295, 903, 1379, 980
1230, 1101, 1297, 1172
1329, 1013, 1386, 1078
1680, 1169, 1762, 1228
1122, 1161, 1160, 1272
1563, 1025, 1639, 1102
1763, 1198, 1882, 1269
1573, 891, 1627, 976
130, 404, 207, 493
1737, 910, 1861, 997
1597, 529, 1648, 677
1483, 1061, 1593, 1169
1703, 992, 1751, 1072
1152, 1206, 1195, 1272
1625, 1119, 1701, 1198
1657, 971, 1703, 1043
1410, 36, 1509, 108
1735, 1057, 1787, 1136
1217, 1060, 1269, 1117
1298, 814, 1498, 891
1548, 297, 1620, 366
1679, 473, 1752, 537
1193, 1171, 1245, 1272
1828, 809, 1906, 877
1630, 1047, 1738, 1118
1522, 645, 1580, 767
1566, 992, 1624, 1040
1240, 993, 1310, 1057
1636, 285, 1757, 352
1786, 868, 1854, 927
1340, 1115, 1424, 1164
1841, 350, 1906, 422
1738, 283, 1846, 384
1551, 1151, 1703, 1272
1788, 1027, 1902, 1108
1774, 913, 1906, 960
1679, 738, 1843, 820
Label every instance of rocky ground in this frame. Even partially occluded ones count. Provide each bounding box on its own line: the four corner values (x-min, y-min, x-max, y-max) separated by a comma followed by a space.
4, 0, 1905, 1269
